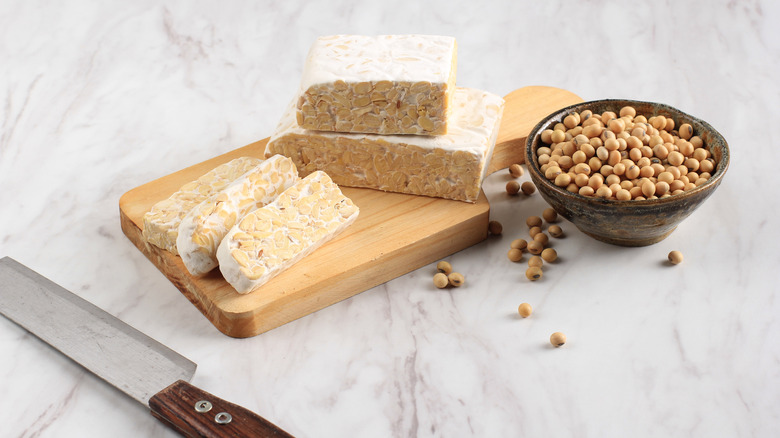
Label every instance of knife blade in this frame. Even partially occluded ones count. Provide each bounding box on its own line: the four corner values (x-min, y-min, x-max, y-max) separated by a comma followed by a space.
0, 256, 294, 437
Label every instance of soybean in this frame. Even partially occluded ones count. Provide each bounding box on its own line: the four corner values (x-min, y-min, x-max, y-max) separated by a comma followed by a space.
511, 239, 528, 250
436, 261, 452, 275
433, 273, 449, 289
679, 123, 693, 140
506, 180, 521, 195
541, 248, 558, 262
527, 241, 544, 255
488, 220, 503, 235
550, 332, 567, 347
448, 272, 465, 287
528, 256, 544, 268
507, 248, 523, 262
668, 250, 684, 265
526, 266, 543, 281
518, 303, 533, 318
534, 232, 549, 246
548, 225, 564, 238
619, 106, 636, 118
555, 173, 572, 187
526, 216, 543, 228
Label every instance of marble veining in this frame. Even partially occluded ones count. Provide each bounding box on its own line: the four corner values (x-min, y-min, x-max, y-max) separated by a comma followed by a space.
1, 0, 779, 437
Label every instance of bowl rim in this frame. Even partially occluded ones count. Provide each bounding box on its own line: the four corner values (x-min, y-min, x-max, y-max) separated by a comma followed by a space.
524, 98, 730, 207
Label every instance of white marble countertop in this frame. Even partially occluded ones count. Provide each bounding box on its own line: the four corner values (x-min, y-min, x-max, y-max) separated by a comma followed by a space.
2, 1, 778, 437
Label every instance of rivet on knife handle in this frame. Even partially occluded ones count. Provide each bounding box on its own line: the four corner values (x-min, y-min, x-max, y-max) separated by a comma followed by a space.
150, 380, 294, 437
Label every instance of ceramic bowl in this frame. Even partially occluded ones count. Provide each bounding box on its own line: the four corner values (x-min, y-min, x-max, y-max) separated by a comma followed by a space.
525, 99, 730, 246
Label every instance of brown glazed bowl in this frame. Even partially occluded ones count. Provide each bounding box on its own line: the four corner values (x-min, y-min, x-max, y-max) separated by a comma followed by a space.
525, 99, 730, 246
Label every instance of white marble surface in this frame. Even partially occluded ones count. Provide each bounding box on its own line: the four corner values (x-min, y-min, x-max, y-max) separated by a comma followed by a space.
1, 0, 779, 437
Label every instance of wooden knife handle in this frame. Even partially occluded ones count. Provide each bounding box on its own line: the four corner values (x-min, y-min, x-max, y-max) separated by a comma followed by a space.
149, 380, 294, 437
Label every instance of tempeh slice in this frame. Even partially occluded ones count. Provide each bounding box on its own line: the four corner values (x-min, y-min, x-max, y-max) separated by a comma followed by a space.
216, 171, 359, 294
142, 157, 263, 254
177, 155, 299, 276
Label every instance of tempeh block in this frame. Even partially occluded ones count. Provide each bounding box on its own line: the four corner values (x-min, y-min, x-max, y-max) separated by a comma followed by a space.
216, 171, 359, 294
176, 155, 299, 276
266, 87, 505, 203
142, 157, 263, 255
296, 34, 457, 135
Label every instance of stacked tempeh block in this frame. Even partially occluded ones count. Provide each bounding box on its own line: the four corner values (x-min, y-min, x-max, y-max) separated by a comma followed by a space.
266, 34, 506, 203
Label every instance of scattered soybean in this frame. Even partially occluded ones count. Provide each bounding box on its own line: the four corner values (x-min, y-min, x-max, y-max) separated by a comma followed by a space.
436, 260, 452, 275
550, 332, 567, 347
526, 266, 543, 281
433, 273, 449, 289
448, 272, 465, 287
509, 164, 524, 178
541, 248, 558, 263
518, 303, 533, 318
668, 250, 684, 265
488, 220, 503, 235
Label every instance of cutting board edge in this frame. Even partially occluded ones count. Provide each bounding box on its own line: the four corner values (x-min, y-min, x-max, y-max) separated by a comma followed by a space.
120, 193, 490, 338
119, 207, 222, 323
219, 205, 489, 338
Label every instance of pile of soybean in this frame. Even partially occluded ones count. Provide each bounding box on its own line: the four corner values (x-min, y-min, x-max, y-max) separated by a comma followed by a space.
537, 106, 716, 200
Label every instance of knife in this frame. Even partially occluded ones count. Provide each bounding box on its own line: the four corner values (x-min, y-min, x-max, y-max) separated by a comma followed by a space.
0, 256, 294, 437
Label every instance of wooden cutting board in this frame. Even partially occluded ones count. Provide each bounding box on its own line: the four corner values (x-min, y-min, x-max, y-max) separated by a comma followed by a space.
119, 86, 582, 338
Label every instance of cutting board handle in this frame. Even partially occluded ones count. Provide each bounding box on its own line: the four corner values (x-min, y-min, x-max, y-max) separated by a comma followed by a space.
486, 86, 582, 174
150, 380, 294, 437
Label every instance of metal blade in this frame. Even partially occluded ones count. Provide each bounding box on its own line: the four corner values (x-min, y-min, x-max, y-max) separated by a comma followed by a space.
0, 256, 196, 406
